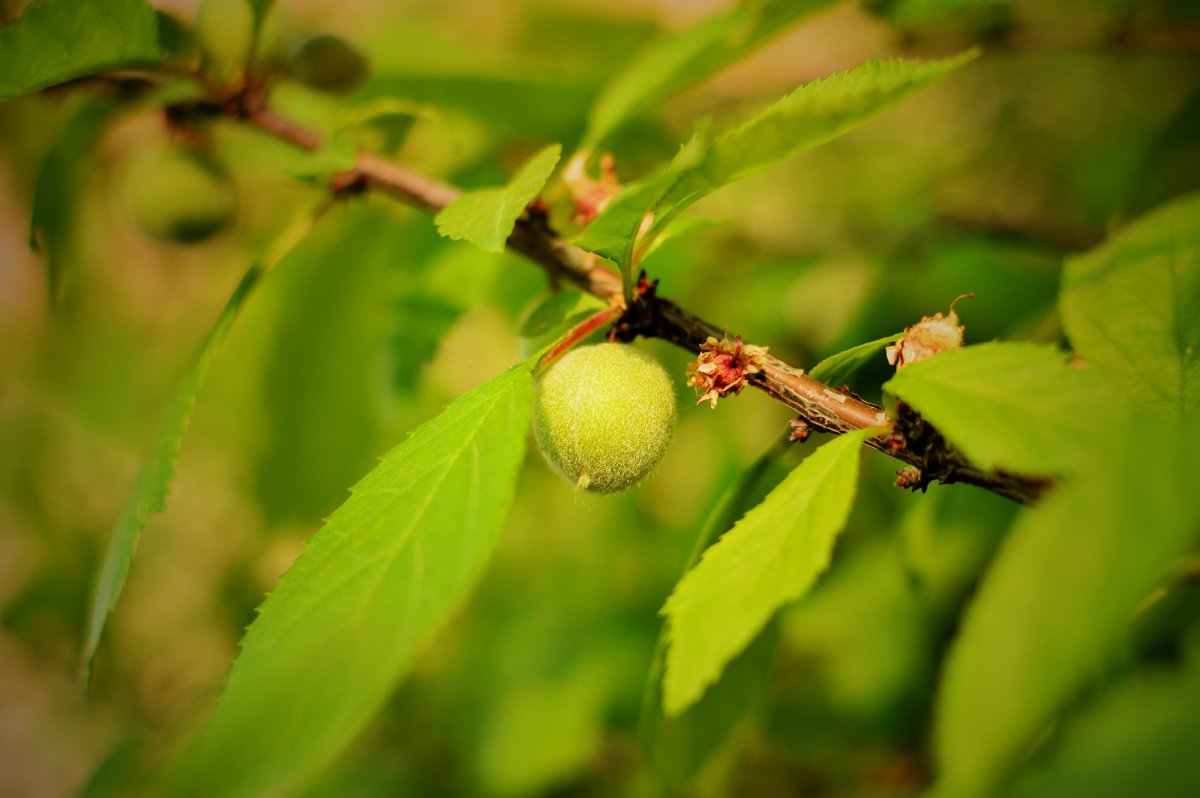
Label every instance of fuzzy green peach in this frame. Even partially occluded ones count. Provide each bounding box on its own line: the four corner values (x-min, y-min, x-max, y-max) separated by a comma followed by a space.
533, 343, 676, 493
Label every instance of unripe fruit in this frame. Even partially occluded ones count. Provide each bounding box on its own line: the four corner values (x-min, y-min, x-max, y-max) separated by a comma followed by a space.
123, 147, 236, 244
533, 343, 677, 494
289, 34, 368, 94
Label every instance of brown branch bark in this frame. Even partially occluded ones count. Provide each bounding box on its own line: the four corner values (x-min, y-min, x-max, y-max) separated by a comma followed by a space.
235, 107, 1048, 504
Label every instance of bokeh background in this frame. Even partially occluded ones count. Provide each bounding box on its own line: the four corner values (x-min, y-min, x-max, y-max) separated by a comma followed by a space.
1, 0, 1198, 795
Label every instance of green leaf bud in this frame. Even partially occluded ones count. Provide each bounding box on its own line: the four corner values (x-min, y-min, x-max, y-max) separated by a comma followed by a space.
533, 342, 677, 493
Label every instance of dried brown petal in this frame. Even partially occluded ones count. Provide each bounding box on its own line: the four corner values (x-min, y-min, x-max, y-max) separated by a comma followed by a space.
886, 294, 972, 369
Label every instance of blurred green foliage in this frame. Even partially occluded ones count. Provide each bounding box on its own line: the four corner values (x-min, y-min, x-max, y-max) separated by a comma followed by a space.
0, 0, 1198, 797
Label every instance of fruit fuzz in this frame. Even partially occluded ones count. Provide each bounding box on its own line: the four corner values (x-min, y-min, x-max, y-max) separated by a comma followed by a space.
533, 343, 676, 494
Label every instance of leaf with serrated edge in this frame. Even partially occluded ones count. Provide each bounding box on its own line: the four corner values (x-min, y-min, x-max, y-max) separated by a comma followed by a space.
81, 205, 324, 678
1062, 192, 1200, 418
642, 440, 790, 789
436, 144, 561, 253
653, 51, 978, 229
171, 361, 534, 798
933, 420, 1200, 796
662, 427, 874, 716
884, 342, 1125, 477
583, 52, 975, 261
0, 0, 161, 102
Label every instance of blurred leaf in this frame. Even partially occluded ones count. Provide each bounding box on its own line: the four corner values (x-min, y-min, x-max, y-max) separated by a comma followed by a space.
340, 98, 438, 154
1061, 192, 1200, 417
0, 0, 161, 102
154, 10, 195, 62
435, 144, 561, 253
1006, 660, 1200, 798
28, 97, 122, 304
256, 204, 401, 524
361, 72, 593, 142
933, 421, 1200, 796
643, 442, 790, 792
883, 342, 1125, 476
283, 136, 356, 181
662, 427, 875, 716
876, 0, 1010, 29
174, 361, 534, 798
580, 0, 838, 150
809, 332, 903, 386
244, 0, 274, 36
82, 203, 326, 678
477, 662, 609, 796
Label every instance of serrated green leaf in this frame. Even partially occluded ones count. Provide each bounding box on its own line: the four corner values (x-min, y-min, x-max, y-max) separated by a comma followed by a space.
1061, 192, 1200, 418
652, 51, 978, 228
580, 0, 838, 150
582, 52, 975, 262
81, 204, 325, 679
883, 342, 1125, 476
435, 144, 561, 253
642, 440, 791, 791
0, 0, 161, 102
933, 421, 1200, 797
29, 97, 122, 304
1004, 659, 1200, 798
809, 332, 903, 386
172, 361, 534, 798
662, 427, 875, 716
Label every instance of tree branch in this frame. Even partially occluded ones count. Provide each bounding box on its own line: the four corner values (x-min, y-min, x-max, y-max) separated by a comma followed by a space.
229, 106, 1048, 504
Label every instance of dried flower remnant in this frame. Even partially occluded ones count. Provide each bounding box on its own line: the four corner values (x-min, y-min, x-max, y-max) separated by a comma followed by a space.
563, 152, 622, 225
886, 294, 973, 369
895, 465, 923, 490
788, 418, 812, 442
686, 336, 768, 409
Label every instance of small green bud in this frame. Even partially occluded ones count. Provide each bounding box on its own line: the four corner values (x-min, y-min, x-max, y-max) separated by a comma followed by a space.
289, 34, 368, 94
533, 343, 677, 494
123, 147, 236, 245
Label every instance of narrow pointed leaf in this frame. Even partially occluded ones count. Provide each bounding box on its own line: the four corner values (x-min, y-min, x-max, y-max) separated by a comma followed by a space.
809, 332, 903, 386
1061, 192, 1200, 417
29, 97, 123, 304
662, 427, 874, 716
172, 361, 534, 798
582, 52, 975, 260
883, 342, 1126, 477
642, 440, 791, 790
435, 144, 561, 253
0, 0, 161, 102
82, 206, 324, 677
653, 51, 978, 223
933, 421, 1200, 796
